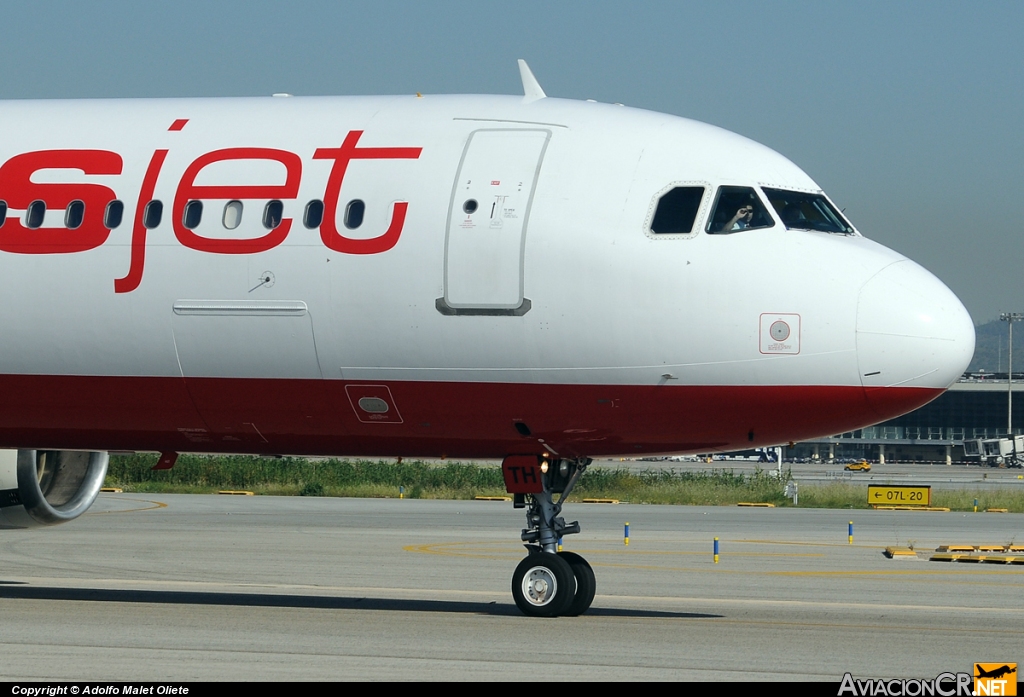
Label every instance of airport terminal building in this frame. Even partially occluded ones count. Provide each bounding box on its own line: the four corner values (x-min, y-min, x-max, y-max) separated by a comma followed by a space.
790, 375, 1023, 464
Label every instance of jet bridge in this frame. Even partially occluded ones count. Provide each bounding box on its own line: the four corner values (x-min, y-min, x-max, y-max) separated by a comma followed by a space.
963, 436, 1024, 467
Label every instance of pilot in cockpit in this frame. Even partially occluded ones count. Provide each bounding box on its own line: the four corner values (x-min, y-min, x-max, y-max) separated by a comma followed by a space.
722, 205, 754, 231
708, 186, 774, 234
781, 203, 807, 226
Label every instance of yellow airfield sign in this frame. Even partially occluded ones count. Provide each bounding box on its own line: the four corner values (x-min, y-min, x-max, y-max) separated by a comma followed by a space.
868, 485, 931, 507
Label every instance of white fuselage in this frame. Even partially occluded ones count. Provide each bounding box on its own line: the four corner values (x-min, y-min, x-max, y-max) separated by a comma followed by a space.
0, 94, 974, 458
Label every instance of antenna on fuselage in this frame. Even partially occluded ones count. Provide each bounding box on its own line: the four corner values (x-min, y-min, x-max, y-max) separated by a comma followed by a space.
518, 59, 546, 102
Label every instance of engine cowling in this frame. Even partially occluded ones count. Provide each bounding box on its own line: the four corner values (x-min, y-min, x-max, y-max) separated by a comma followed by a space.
0, 449, 109, 529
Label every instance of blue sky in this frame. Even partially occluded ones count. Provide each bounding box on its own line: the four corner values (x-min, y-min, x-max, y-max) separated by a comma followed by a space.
2, 1, 1021, 323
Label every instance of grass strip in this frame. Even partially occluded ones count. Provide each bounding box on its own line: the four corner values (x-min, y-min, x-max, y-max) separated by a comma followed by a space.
104, 454, 1024, 512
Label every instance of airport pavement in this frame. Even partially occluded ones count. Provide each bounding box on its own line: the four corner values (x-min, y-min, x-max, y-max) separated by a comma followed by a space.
1, 494, 1023, 680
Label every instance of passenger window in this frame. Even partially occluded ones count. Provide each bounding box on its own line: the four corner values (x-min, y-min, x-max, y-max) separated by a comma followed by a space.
183, 200, 203, 230
104, 200, 124, 229
344, 200, 365, 229
762, 187, 854, 234
143, 200, 163, 229
651, 187, 704, 234
26, 200, 45, 229
303, 200, 324, 229
223, 200, 243, 230
707, 186, 774, 234
0, 200, 8, 227
263, 200, 284, 229
65, 200, 85, 230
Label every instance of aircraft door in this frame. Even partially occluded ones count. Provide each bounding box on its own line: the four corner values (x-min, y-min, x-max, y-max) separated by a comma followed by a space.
438, 129, 550, 315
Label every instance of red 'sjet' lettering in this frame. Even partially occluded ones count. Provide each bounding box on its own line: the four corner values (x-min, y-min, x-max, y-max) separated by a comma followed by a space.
0, 150, 122, 254
173, 148, 301, 254
313, 131, 421, 254
115, 149, 168, 293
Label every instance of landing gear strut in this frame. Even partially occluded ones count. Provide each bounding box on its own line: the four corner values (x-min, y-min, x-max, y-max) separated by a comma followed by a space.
503, 456, 595, 617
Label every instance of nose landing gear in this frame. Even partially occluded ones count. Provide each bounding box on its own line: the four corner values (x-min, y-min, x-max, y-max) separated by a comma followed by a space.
502, 455, 595, 617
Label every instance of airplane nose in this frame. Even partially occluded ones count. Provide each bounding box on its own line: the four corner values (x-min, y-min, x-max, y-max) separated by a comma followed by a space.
856, 260, 975, 409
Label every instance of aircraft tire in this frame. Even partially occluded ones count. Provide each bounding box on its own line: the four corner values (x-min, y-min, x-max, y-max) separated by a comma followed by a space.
512, 552, 574, 617
557, 551, 596, 616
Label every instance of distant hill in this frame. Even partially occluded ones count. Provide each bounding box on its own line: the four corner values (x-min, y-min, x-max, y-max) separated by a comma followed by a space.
970, 319, 1024, 373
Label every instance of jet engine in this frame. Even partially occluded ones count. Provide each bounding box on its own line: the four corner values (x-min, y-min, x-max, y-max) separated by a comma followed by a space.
0, 449, 109, 529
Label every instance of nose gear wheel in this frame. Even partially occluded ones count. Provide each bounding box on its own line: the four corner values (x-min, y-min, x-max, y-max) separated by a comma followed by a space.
557, 550, 596, 617
512, 552, 574, 617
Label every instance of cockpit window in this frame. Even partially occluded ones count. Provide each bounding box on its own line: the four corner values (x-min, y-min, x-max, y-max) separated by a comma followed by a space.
707, 186, 774, 234
762, 188, 854, 234
651, 186, 704, 234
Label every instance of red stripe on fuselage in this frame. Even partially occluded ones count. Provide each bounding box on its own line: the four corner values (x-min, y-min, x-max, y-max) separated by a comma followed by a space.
0, 375, 942, 458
